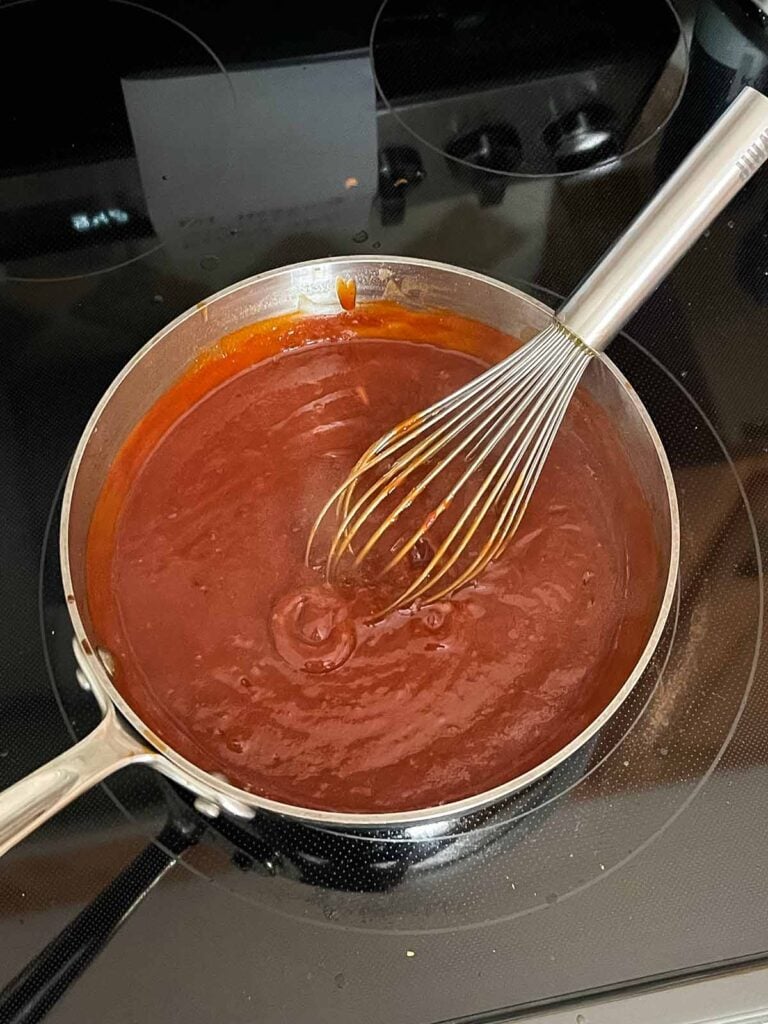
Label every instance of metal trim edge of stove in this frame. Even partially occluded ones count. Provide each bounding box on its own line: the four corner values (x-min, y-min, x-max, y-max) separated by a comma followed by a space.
488, 957, 768, 1024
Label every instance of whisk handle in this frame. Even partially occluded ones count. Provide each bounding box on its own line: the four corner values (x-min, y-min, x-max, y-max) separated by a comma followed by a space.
557, 86, 768, 353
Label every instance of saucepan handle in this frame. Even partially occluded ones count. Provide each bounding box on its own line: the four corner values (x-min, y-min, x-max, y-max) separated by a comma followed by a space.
0, 813, 203, 1024
0, 710, 151, 857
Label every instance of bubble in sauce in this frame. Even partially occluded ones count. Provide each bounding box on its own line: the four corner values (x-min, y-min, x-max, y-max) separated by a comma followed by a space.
270, 585, 356, 674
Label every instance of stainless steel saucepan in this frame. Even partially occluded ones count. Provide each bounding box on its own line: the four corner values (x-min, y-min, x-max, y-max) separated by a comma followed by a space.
0, 256, 680, 855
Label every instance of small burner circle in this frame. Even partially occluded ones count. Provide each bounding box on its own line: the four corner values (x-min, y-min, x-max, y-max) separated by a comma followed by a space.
371, 0, 688, 180
0, 0, 235, 282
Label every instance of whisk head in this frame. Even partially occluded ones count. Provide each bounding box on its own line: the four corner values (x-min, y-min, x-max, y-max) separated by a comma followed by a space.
307, 320, 593, 616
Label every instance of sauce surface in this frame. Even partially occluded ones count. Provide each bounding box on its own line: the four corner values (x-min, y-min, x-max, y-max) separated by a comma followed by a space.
87, 305, 661, 813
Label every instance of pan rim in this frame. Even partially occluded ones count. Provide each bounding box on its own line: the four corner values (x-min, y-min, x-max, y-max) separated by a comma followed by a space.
60, 254, 680, 827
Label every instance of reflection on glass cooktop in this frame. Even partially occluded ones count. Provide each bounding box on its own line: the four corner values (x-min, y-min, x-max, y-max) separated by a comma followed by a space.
1, 1, 767, 1023
373, 0, 686, 179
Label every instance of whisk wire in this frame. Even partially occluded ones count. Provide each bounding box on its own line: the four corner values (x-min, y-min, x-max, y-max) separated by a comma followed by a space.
316, 326, 563, 572
312, 361, 517, 567
380, 334, 590, 611
375, 331, 575, 579
308, 321, 595, 612
349, 330, 569, 573
425, 347, 590, 603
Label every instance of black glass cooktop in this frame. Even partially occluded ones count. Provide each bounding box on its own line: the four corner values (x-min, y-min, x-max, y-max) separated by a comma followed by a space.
1, 1, 767, 1022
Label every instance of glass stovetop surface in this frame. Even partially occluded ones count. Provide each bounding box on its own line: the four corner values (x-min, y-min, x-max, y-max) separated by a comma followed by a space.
0, 1, 766, 1022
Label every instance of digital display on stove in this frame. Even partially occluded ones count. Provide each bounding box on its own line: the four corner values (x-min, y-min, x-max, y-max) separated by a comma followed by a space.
0, 198, 152, 260
70, 208, 130, 232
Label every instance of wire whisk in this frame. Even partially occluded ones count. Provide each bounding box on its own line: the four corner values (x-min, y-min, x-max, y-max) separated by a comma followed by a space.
307, 88, 768, 613
308, 323, 590, 614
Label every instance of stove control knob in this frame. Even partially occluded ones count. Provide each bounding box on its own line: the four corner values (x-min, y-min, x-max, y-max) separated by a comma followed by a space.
444, 124, 521, 206
378, 146, 425, 226
543, 103, 619, 172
